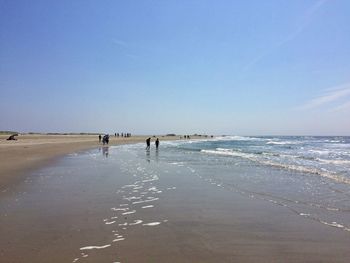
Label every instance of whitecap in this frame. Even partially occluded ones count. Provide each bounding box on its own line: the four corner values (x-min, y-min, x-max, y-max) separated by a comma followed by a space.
317, 158, 350, 165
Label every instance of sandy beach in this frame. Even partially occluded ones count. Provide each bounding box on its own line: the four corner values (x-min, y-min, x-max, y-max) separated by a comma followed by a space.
1, 136, 350, 262
2, 0, 349, 261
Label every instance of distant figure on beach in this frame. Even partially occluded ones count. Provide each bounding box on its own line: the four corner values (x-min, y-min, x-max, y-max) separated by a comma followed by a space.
6, 134, 18, 141
146, 137, 151, 150
98, 134, 102, 143
102, 134, 109, 145
155, 138, 159, 149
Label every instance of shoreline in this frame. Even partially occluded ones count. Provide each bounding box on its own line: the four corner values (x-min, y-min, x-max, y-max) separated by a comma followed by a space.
0, 134, 187, 190
1, 135, 350, 262
1, 140, 350, 262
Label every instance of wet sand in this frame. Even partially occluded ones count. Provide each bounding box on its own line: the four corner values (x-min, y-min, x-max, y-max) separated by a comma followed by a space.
1, 145, 350, 262
0, 134, 181, 190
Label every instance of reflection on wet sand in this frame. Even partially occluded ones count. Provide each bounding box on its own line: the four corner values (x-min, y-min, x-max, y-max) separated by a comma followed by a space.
155, 149, 159, 162
146, 149, 150, 163
102, 146, 109, 157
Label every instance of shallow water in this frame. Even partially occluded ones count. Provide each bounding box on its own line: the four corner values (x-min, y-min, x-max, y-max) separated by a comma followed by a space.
1, 137, 350, 262
163, 136, 350, 232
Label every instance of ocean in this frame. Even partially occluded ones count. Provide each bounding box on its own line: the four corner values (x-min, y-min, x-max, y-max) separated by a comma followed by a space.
154, 136, 350, 231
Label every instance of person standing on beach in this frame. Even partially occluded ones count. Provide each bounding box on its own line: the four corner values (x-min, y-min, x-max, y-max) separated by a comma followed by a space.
155, 138, 159, 149
102, 134, 109, 145
146, 137, 151, 150
98, 134, 101, 143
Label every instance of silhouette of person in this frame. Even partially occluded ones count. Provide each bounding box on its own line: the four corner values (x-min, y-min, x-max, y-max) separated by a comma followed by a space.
155, 138, 159, 149
146, 137, 151, 150
102, 134, 109, 145
98, 134, 102, 143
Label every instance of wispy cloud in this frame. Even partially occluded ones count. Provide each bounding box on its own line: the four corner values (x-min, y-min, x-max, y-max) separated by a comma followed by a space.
112, 39, 128, 48
243, 0, 328, 71
296, 82, 350, 111
125, 53, 139, 60
331, 101, 350, 112
112, 39, 140, 60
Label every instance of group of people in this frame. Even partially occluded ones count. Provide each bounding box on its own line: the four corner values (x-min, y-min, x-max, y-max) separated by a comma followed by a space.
115, 133, 131, 137
146, 137, 159, 150
98, 134, 110, 145
98, 134, 160, 149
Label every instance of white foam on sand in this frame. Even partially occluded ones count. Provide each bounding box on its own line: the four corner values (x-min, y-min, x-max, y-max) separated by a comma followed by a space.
80, 244, 111, 250
321, 220, 350, 232
105, 221, 116, 225
129, 220, 143, 225
299, 213, 311, 216
143, 222, 161, 226
142, 205, 154, 208
111, 207, 129, 211
112, 238, 125, 242
142, 176, 159, 183
132, 197, 159, 204
123, 196, 142, 201
122, 184, 138, 188
122, 210, 136, 215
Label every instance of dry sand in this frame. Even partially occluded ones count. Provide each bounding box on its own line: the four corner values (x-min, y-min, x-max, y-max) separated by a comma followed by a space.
0, 134, 180, 190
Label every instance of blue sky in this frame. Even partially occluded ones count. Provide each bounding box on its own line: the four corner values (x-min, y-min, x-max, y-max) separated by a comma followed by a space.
1, 0, 349, 135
